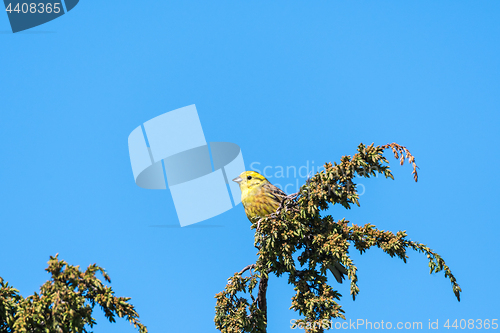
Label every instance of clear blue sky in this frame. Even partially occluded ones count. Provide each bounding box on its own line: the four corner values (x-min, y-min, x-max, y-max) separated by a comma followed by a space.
1, 1, 499, 332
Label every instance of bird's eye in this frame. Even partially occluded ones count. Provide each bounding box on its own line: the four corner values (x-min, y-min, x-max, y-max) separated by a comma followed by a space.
247, 176, 252, 180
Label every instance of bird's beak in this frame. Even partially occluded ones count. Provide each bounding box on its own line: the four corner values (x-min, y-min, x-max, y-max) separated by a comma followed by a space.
232, 176, 243, 183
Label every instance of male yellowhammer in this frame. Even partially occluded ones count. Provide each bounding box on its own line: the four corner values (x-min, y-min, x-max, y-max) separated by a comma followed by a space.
233, 171, 348, 283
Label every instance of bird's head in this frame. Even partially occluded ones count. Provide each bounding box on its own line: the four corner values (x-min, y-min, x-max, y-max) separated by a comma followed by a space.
232, 171, 269, 192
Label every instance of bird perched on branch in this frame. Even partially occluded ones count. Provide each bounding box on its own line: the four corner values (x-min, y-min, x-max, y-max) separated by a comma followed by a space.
232, 171, 287, 223
232, 171, 348, 284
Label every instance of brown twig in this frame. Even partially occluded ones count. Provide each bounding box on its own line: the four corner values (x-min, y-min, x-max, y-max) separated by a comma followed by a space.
257, 275, 268, 329
381, 142, 419, 182
238, 264, 256, 276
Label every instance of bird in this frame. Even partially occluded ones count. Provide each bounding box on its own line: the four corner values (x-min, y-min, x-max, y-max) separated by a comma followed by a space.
232, 171, 287, 223
232, 171, 348, 284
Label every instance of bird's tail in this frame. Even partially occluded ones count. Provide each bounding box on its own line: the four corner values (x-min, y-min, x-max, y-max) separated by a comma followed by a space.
327, 261, 348, 284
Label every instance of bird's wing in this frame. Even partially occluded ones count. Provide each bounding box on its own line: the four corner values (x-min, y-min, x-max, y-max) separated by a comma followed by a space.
261, 183, 288, 204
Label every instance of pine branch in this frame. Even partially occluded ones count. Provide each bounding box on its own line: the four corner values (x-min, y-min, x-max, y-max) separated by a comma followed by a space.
214, 142, 461, 333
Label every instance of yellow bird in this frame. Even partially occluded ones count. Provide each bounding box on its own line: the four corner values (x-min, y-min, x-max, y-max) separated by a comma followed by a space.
232, 171, 287, 223
233, 171, 348, 283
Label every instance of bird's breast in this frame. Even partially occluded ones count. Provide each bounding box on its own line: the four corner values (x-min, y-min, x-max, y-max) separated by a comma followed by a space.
242, 186, 281, 221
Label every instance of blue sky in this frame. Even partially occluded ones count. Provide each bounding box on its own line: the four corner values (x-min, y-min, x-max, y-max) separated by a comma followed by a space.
1, 1, 499, 332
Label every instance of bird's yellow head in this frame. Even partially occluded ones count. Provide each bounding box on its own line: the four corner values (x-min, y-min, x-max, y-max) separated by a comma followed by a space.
232, 171, 269, 194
